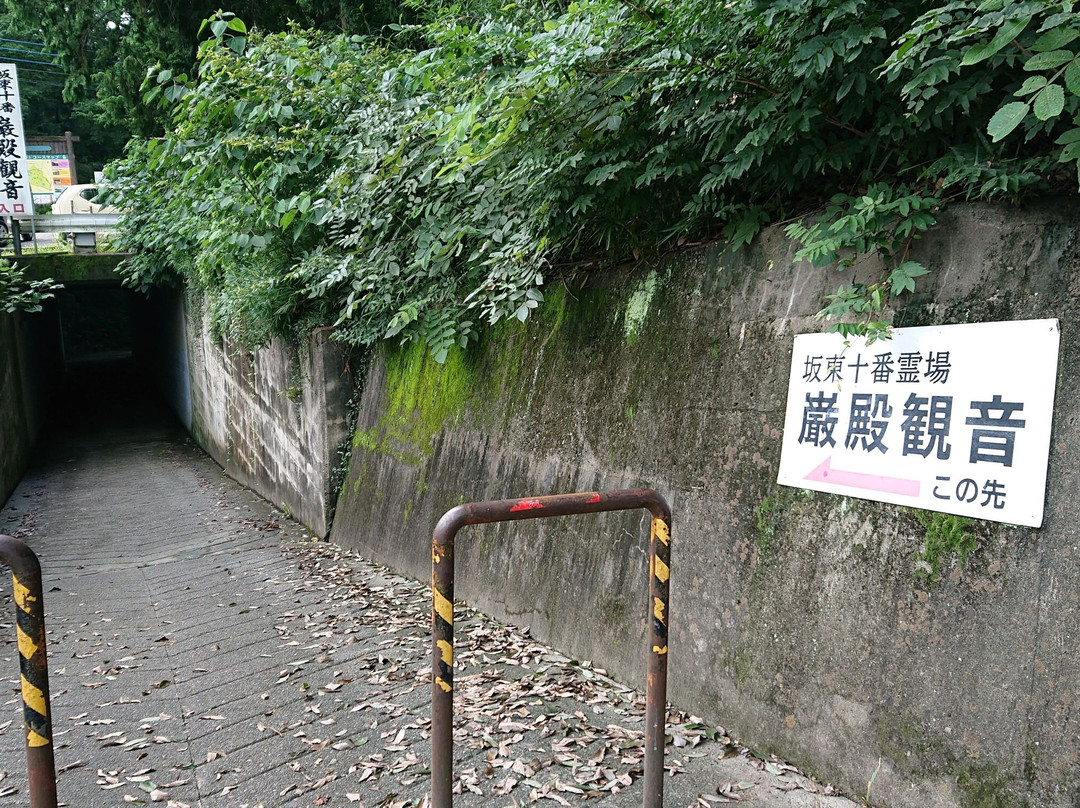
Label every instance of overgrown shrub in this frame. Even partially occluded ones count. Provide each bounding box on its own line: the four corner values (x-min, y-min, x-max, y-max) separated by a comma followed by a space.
108, 1, 1080, 358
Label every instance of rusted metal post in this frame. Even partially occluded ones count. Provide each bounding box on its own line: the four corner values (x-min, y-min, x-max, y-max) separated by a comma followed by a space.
0, 535, 57, 808
431, 489, 672, 808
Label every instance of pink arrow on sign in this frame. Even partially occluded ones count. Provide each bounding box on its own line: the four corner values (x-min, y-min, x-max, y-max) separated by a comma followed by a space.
804, 457, 920, 497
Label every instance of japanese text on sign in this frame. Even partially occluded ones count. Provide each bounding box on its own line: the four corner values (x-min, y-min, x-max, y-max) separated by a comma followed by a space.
0, 64, 32, 216
777, 319, 1060, 527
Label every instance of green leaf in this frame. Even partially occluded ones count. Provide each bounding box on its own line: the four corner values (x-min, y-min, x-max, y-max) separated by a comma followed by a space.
987, 101, 1030, 141
1033, 84, 1065, 120
1055, 127, 1080, 145
1066, 62, 1080, 95
1024, 50, 1075, 71
961, 17, 1032, 65
888, 263, 925, 295
1031, 27, 1080, 52
1060, 141, 1080, 161
1016, 75, 1049, 96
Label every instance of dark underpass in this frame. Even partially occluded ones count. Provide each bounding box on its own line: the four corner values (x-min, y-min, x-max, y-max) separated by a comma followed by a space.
14, 268, 191, 451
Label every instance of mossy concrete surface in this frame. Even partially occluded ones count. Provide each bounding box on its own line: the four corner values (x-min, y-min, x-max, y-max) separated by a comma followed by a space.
331, 199, 1080, 808
12, 252, 129, 285
183, 291, 354, 537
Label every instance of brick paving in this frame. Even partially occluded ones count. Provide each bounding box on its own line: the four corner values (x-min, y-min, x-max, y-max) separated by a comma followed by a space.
0, 397, 858, 808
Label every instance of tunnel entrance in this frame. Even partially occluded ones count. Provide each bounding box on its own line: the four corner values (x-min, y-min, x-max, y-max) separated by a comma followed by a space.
2, 256, 191, 506
41, 283, 189, 444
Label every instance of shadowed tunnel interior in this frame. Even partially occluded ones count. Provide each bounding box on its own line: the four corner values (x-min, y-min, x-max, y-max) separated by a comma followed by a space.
30, 282, 190, 445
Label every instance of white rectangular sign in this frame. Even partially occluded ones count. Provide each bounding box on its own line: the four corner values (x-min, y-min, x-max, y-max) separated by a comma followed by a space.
0, 64, 33, 216
777, 319, 1060, 527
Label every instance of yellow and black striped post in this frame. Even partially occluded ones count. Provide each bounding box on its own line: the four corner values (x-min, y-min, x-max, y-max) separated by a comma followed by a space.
0, 535, 57, 808
430, 489, 672, 808
644, 512, 671, 804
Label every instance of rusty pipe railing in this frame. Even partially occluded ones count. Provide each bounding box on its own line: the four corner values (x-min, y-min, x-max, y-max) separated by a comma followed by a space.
0, 535, 57, 808
430, 488, 671, 808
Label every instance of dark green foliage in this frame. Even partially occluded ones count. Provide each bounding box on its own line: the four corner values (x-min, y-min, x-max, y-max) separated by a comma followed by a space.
106, 1, 1080, 357
2, 0, 416, 150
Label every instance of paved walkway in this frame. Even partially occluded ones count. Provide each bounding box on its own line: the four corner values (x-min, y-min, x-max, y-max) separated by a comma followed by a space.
0, 389, 859, 808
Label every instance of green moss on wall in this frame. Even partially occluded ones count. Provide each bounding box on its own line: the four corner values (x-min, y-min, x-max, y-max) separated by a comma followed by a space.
955, 762, 1031, 808
876, 713, 1031, 807
623, 269, 657, 347
15, 253, 127, 283
912, 509, 977, 581
353, 339, 477, 464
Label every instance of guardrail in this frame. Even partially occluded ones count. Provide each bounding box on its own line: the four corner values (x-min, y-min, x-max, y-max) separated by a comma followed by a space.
11, 214, 122, 232
430, 488, 672, 808
4, 215, 122, 255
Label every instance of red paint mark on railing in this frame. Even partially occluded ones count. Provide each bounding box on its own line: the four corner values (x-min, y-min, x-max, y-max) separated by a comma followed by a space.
509, 499, 544, 512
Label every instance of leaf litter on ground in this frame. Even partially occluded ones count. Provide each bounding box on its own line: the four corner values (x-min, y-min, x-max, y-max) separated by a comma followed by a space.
278, 540, 849, 806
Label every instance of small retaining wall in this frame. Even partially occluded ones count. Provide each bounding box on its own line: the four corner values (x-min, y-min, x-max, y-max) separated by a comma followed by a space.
0, 300, 62, 509
0, 312, 33, 507
184, 296, 353, 536
330, 200, 1080, 808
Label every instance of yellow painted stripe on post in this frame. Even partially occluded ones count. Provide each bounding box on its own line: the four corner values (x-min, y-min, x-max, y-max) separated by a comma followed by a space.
654, 556, 670, 584
653, 597, 666, 624
652, 518, 670, 546
436, 677, 452, 693
27, 729, 50, 747
437, 639, 453, 666
652, 645, 668, 655
21, 677, 47, 717
16, 625, 38, 660
434, 589, 454, 626
12, 576, 34, 611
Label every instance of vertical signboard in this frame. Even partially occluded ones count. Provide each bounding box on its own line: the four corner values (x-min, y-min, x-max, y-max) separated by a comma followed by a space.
0, 64, 33, 216
777, 319, 1060, 527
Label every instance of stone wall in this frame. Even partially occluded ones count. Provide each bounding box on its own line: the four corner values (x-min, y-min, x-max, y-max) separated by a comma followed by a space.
330, 200, 1080, 808
184, 295, 353, 536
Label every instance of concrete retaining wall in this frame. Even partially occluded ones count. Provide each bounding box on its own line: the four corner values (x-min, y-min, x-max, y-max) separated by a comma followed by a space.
0, 312, 33, 508
184, 296, 353, 536
330, 200, 1080, 808
0, 300, 62, 509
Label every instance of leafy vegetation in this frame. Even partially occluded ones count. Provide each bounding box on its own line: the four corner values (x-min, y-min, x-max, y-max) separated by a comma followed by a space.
106, 0, 1080, 358
0, 261, 62, 314
3, 0, 412, 137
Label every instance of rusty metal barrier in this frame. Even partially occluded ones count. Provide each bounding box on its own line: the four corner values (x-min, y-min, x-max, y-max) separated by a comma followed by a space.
0, 535, 57, 808
430, 488, 672, 808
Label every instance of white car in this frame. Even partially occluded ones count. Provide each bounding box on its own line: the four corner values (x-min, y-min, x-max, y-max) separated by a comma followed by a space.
51, 184, 119, 215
